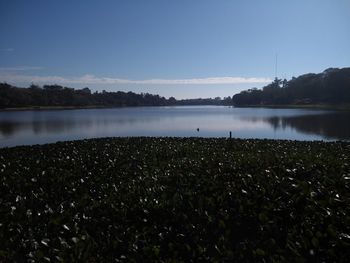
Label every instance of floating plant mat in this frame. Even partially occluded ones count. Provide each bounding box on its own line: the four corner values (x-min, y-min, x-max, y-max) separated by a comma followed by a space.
1, 137, 350, 262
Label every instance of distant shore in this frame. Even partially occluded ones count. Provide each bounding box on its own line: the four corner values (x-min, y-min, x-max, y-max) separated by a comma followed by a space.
0, 105, 118, 111
234, 104, 350, 111
0, 104, 224, 111
1, 103, 350, 112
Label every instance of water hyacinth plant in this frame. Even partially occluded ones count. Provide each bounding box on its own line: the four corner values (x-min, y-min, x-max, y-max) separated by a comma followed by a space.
0, 137, 350, 262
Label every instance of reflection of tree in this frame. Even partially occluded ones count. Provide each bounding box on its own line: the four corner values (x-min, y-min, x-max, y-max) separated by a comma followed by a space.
0, 114, 161, 137
265, 112, 350, 140
0, 121, 20, 137
0, 120, 81, 137
32, 120, 86, 134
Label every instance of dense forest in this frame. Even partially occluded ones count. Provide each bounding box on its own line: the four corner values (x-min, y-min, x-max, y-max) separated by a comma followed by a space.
0, 83, 231, 108
232, 67, 350, 106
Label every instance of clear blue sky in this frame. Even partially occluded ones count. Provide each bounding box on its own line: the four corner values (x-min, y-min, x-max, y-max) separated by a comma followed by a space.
1, 0, 349, 99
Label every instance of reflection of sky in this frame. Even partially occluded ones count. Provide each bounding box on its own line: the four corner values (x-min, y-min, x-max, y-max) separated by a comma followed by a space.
0, 106, 347, 147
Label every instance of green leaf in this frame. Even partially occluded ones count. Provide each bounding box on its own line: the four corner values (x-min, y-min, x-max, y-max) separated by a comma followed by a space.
255, 248, 265, 256
258, 212, 268, 222
311, 237, 319, 248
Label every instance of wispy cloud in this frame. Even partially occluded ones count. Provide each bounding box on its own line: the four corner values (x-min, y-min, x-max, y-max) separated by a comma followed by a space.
0, 66, 43, 71
0, 73, 272, 85
0, 48, 14, 52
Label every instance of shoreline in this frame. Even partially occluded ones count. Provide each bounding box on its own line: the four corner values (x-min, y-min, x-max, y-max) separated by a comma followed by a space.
1, 103, 350, 112
0, 104, 226, 112
233, 104, 350, 111
1, 136, 346, 149
0, 105, 120, 111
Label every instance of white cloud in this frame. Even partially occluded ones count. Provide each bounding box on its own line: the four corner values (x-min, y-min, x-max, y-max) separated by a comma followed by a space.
0, 73, 272, 85
0, 66, 43, 71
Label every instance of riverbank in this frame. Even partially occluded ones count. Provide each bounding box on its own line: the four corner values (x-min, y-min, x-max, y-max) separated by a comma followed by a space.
0, 104, 226, 112
1, 137, 350, 261
234, 104, 350, 111
0, 105, 117, 111
2, 103, 350, 112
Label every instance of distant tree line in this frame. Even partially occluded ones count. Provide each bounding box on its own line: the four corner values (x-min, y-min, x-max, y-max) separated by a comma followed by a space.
176, 96, 232, 106
0, 83, 232, 108
232, 67, 350, 106
2, 67, 349, 109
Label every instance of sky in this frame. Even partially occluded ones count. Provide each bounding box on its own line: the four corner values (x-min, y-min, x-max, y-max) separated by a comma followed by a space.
0, 0, 349, 99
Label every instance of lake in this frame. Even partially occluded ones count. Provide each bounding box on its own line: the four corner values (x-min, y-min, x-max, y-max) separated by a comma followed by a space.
0, 106, 349, 147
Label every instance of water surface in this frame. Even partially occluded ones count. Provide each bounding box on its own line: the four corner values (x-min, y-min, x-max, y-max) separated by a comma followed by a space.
0, 106, 349, 147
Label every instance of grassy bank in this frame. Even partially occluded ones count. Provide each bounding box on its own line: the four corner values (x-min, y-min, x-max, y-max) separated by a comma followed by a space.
1, 138, 350, 262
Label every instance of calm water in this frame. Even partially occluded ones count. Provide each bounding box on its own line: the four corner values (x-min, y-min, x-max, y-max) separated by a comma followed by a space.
0, 106, 349, 147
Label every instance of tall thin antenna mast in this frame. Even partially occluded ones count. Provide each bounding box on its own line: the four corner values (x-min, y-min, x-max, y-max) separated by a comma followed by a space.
275, 53, 278, 79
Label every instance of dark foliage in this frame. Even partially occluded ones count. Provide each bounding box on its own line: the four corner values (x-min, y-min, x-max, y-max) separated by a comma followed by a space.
176, 97, 232, 106
0, 83, 171, 108
232, 67, 350, 106
0, 84, 230, 108
1, 138, 350, 262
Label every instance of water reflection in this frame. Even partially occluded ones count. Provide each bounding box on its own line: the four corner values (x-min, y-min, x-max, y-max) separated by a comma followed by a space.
0, 109, 161, 137
0, 106, 349, 147
264, 112, 350, 140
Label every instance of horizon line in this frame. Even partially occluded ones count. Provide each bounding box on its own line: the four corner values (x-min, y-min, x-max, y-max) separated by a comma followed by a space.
0, 73, 272, 86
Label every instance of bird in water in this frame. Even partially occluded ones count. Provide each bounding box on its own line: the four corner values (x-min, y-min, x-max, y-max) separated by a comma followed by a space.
196, 128, 199, 132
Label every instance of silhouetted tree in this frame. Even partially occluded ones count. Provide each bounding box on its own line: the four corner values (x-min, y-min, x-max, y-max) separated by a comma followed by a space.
232, 67, 350, 106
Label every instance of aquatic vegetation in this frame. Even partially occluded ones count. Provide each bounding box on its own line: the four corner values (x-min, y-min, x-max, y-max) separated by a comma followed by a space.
1, 138, 350, 262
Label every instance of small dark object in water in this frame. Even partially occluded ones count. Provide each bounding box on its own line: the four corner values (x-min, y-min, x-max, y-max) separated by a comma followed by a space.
197, 128, 199, 132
